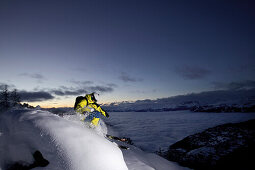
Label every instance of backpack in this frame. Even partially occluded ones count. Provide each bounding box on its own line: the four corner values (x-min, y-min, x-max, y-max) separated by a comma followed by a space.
74, 96, 86, 110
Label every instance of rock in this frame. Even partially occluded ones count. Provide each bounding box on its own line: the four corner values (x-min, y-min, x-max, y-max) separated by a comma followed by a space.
166, 119, 255, 170
5, 150, 49, 170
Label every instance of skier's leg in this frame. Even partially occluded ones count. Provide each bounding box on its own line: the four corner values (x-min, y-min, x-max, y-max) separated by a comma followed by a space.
91, 117, 100, 126
90, 112, 100, 126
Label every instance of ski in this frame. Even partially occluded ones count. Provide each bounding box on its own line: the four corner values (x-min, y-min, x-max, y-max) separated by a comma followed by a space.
118, 145, 129, 150
106, 134, 130, 150
106, 134, 133, 144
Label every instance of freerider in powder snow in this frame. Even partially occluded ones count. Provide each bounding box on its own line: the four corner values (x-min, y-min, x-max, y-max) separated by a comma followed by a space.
74, 93, 129, 149
74, 92, 109, 126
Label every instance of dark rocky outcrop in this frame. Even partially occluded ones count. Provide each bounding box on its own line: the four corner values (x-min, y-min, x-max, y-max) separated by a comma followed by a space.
167, 119, 255, 170
6, 150, 49, 170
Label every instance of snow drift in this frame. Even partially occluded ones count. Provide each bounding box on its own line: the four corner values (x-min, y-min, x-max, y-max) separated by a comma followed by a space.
0, 109, 128, 170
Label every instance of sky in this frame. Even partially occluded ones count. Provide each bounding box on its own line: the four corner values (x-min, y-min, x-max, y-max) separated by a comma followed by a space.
0, 0, 254, 108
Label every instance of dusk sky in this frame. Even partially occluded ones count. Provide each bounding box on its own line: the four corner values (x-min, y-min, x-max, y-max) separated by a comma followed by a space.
0, 0, 254, 107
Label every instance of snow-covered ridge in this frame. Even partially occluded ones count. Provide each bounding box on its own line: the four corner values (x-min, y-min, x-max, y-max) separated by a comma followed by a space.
0, 109, 128, 170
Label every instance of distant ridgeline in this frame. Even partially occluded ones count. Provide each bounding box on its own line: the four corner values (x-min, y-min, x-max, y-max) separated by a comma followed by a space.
103, 89, 255, 113
103, 103, 255, 113
190, 103, 255, 113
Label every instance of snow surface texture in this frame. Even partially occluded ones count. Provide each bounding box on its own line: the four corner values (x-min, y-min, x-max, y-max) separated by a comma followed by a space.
0, 109, 128, 170
0, 109, 187, 170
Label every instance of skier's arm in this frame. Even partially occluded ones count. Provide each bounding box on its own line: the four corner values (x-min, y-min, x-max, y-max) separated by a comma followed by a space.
90, 103, 109, 117
76, 107, 91, 114
74, 105, 82, 114
74, 99, 89, 114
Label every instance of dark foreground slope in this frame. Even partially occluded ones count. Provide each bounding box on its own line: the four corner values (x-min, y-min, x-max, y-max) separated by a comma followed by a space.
167, 119, 255, 170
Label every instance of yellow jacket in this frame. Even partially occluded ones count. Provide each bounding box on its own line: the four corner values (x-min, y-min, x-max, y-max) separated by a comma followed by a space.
74, 94, 108, 117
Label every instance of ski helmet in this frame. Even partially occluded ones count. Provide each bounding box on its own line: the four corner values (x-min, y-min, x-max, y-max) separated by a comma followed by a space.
91, 92, 98, 102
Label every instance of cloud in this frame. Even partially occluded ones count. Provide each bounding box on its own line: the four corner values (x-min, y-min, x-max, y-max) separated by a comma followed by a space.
69, 80, 93, 86
119, 72, 143, 82
51, 84, 114, 96
51, 88, 87, 96
175, 66, 211, 80
0, 83, 54, 102
212, 80, 255, 90
130, 90, 146, 94
1, 80, 115, 102
19, 91, 54, 102
68, 80, 117, 94
19, 73, 46, 82
106, 83, 118, 88
88, 85, 114, 93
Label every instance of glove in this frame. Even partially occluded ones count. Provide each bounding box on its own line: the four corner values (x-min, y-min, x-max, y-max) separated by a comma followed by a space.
105, 112, 109, 118
83, 111, 88, 115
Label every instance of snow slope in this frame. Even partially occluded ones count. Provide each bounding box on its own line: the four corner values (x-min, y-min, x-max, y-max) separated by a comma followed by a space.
122, 146, 187, 170
0, 109, 187, 170
0, 109, 128, 170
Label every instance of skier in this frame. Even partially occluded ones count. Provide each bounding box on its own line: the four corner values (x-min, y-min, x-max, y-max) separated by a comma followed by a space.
74, 93, 129, 149
74, 92, 109, 126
